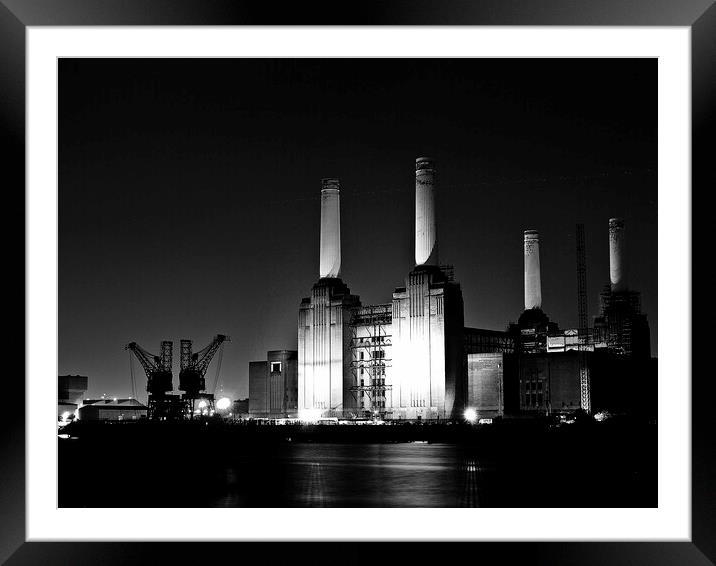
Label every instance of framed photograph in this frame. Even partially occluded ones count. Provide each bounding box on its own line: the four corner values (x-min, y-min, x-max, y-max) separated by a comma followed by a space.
5, 0, 711, 563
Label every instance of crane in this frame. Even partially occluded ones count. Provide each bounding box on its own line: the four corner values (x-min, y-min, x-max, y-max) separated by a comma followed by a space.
575, 224, 591, 413
125, 340, 174, 419
178, 334, 230, 417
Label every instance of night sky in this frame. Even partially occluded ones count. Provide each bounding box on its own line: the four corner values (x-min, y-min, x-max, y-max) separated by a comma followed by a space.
59, 58, 657, 401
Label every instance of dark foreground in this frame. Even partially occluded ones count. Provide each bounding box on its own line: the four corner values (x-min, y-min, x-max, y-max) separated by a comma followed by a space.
58, 417, 656, 507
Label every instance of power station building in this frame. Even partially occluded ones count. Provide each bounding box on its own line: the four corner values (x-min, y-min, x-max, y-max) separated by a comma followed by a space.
291, 159, 654, 422
298, 160, 466, 421
502, 217, 653, 417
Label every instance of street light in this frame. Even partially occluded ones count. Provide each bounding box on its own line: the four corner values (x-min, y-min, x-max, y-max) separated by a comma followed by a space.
464, 408, 478, 423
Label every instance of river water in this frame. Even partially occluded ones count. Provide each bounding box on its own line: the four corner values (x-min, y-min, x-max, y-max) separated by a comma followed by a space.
210, 443, 487, 508
59, 424, 656, 508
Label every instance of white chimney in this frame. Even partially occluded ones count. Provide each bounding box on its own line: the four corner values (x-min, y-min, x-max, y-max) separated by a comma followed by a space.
524, 230, 542, 310
415, 157, 438, 266
609, 217, 627, 292
318, 178, 341, 279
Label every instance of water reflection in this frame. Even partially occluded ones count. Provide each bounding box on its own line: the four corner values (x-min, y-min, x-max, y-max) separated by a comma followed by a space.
458, 456, 481, 507
215, 443, 486, 507
302, 462, 329, 507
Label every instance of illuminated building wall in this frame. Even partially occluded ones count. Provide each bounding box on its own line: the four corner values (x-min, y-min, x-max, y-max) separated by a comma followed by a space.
298, 279, 360, 417
391, 266, 465, 420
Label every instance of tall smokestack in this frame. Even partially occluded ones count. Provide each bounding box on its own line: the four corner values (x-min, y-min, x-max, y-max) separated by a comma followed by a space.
524, 230, 542, 310
415, 157, 438, 266
319, 178, 341, 279
609, 217, 627, 292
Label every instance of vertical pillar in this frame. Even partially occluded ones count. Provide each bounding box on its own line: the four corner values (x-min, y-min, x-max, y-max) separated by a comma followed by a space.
524, 230, 542, 310
319, 178, 341, 279
415, 157, 438, 266
609, 218, 627, 292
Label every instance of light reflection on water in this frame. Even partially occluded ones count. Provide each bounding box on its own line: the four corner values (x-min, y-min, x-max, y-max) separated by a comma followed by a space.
212, 443, 486, 508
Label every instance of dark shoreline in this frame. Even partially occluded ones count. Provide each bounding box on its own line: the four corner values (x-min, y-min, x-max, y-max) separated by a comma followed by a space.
59, 413, 653, 444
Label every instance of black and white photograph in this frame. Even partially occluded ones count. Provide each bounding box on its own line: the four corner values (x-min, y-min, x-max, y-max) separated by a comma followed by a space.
56, 57, 659, 509
1, 0, 710, 559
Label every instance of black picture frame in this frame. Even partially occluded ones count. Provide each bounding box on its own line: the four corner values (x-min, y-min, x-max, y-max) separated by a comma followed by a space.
3, 1, 711, 563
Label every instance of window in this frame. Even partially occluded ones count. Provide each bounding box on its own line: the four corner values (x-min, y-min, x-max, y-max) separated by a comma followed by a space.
360, 352, 364, 360
270, 362, 281, 373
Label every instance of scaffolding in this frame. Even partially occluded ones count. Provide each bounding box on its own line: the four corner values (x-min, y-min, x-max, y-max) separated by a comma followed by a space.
348, 304, 393, 419
595, 286, 644, 356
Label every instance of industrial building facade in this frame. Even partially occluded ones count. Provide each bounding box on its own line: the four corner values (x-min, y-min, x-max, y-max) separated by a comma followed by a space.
58, 374, 88, 420
249, 350, 298, 418
290, 160, 654, 422
78, 398, 148, 421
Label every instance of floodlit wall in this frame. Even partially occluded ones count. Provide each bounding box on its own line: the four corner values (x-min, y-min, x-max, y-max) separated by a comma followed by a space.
391, 267, 464, 420
298, 280, 360, 417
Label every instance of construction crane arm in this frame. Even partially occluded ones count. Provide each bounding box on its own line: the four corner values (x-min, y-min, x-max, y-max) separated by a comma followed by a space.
125, 342, 160, 378
192, 334, 230, 376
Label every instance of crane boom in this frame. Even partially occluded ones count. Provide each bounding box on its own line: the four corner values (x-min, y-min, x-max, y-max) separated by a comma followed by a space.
178, 334, 230, 399
125, 340, 174, 397
125, 342, 161, 377
192, 334, 229, 376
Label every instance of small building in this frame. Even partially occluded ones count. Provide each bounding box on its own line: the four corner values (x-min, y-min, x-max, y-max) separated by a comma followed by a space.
58, 375, 88, 420
79, 398, 148, 421
249, 350, 298, 419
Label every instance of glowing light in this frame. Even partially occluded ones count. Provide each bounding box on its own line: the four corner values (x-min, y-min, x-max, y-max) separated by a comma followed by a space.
216, 397, 231, 411
61, 412, 70, 421
198, 400, 208, 409
299, 408, 323, 423
464, 408, 478, 423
